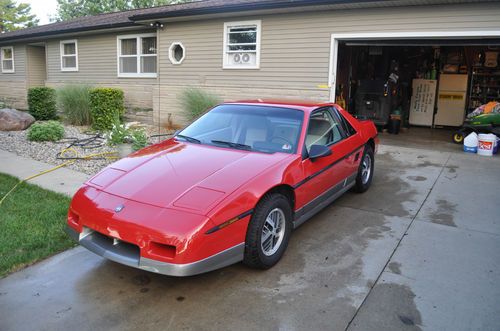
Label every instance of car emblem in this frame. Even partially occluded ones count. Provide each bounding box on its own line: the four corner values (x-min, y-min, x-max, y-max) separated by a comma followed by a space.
114, 204, 125, 213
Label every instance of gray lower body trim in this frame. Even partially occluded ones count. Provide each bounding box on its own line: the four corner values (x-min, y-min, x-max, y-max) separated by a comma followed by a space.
65, 226, 244, 277
293, 173, 357, 229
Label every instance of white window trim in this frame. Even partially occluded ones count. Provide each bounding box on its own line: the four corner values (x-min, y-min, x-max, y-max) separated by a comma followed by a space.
223, 20, 261, 70
1, 46, 15, 73
60, 40, 78, 72
168, 42, 186, 65
117, 33, 157, 78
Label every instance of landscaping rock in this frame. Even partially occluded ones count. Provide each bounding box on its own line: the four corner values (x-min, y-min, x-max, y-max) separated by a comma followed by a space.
0, 108, 36, 131
0, 122, 172, 175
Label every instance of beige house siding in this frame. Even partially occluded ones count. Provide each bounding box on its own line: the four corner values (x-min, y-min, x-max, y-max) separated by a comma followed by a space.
0, 44, 28, 109
157, 2, 500, 125
45, 30, 157, 110
26, 45, 46, 88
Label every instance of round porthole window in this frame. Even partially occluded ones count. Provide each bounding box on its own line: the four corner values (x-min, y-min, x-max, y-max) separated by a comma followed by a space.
169, 42, 185, 65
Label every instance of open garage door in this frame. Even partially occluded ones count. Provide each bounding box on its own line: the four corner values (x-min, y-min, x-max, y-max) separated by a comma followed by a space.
329, 32, 500, 131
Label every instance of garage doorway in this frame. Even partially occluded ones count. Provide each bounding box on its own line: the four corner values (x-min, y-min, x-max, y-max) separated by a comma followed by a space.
329, 32, 500, 134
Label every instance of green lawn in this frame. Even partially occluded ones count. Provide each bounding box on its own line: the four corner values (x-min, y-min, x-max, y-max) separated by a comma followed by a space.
0, 173, 76, 277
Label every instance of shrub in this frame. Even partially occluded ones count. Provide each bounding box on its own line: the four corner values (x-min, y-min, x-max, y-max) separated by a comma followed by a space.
27, 87, 57, 120
89, 88, 125, 131
106, 117, 148, 151
0, 98, 8, 109
57, 85, 92, 125
180, 88, 220, 121
27, 121, 65, 142
131, 130, 148, 151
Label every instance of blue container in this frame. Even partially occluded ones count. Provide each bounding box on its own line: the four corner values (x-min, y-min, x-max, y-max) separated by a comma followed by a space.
463, 145, 477, 153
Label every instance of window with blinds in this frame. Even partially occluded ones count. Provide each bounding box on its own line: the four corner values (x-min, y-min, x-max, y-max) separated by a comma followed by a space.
60, 40, 78, 71
1, 46, 15, 73
117, 34, 157, 77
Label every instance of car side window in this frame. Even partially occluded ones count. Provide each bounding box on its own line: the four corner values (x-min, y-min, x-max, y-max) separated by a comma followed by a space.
305, 108, 344, 152
333, 107, 356, 137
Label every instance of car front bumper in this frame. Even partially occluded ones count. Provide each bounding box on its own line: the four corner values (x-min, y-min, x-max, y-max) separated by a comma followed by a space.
66, 226, 244, 277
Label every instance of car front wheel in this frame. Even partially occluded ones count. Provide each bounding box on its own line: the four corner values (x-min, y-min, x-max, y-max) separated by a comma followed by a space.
354, 144, 374, 193
243, 193, 292, 269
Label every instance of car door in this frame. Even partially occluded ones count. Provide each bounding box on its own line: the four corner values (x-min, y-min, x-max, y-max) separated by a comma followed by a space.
331, 106, 365, 178
294, 107, 354, 217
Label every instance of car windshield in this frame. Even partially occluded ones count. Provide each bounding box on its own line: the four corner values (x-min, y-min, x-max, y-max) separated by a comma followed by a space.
178, 104, 304, 154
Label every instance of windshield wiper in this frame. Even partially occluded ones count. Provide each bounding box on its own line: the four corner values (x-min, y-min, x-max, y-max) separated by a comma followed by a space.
175, 134, 201, 144
211, 140, 252, 151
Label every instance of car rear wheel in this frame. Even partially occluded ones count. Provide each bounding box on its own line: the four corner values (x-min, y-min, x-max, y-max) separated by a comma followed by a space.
244, 193, 292, 269
354, 144, 374, 193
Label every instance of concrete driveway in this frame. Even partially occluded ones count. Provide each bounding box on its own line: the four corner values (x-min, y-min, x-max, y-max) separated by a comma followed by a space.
1, 141, 499, 331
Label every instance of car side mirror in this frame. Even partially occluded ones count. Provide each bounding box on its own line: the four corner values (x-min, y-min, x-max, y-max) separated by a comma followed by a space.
308, 144, 332, 161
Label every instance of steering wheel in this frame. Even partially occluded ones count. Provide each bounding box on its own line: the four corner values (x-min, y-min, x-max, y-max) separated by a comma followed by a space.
270, 136, 294, 147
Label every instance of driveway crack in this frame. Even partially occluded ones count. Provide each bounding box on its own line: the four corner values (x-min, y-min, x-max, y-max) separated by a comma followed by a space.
344, 152, 451, 330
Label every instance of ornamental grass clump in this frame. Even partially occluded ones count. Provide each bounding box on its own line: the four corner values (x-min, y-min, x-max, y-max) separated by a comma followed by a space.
180, 88, 220, 121
57, 85, 93, 125
27, 121, 65, 142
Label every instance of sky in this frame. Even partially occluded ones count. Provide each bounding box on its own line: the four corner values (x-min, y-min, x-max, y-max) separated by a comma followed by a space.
22, 0, 59, 25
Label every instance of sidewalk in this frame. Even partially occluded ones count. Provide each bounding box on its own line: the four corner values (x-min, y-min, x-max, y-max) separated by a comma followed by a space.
0, 149, 89, 196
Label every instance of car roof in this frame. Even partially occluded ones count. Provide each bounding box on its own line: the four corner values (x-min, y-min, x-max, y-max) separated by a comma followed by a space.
224, 99, 335, 113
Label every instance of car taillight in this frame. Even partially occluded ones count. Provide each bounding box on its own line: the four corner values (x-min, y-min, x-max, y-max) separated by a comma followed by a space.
68, 209, 80, 227
148, 241, 176, 259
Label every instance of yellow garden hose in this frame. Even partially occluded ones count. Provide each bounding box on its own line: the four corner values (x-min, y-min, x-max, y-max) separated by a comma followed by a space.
0, 148, 118, 206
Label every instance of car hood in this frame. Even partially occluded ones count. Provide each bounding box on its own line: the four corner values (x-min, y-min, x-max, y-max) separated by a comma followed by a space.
88, 139, 292, 214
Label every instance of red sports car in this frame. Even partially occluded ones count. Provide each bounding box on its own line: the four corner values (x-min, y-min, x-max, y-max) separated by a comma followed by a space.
67, 100, 378, 276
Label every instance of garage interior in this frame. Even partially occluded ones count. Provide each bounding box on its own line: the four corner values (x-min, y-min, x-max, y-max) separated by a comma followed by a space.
335, 39, 500, 141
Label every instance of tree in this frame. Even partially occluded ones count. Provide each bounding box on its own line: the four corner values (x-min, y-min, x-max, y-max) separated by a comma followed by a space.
0, 0, 38, 33
55, 0, 189, 21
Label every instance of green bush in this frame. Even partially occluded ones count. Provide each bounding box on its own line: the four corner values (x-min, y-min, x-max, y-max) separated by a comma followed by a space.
131, 129, 148, 151
57, 85, 92, 125
89, 88, 125, 131
180, 88, 220, 121
27, 121, 65, 142
106, 116, 148, 151
27, 87, 57, 120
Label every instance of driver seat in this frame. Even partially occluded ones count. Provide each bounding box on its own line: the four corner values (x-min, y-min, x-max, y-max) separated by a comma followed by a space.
305, 118, 332, 150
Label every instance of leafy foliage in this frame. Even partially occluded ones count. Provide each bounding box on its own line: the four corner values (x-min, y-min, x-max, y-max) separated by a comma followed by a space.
106, 117, 148, 151
0, 98, 9, 109
89, 87, 125, 131
27, 121, 65, 142
57, 85, 93, 125
0, 0, 38, 33
131, 129, 148, 151
27, 87, 57, 120
55, 0, 189, 21
106, 116, 131, 145
180, 88, 221, 121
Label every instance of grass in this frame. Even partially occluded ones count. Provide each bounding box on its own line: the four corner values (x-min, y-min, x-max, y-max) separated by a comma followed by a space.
0, 173, 76, 277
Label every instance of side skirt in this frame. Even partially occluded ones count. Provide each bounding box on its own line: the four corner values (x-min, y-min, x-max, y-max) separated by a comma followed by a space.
293, 173, 356, 229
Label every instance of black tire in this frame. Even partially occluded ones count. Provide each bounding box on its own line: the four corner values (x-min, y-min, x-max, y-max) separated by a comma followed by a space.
243, 193, 292, 269
354, 144, 374, 193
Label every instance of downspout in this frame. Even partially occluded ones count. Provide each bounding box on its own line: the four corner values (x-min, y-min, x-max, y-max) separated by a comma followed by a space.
149, 21, 164, 141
